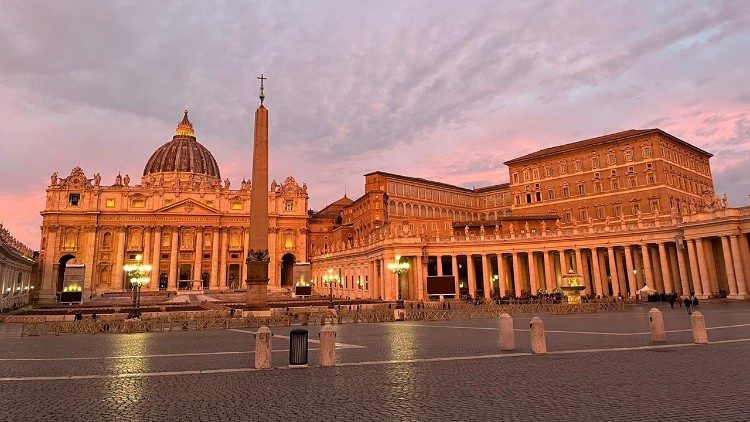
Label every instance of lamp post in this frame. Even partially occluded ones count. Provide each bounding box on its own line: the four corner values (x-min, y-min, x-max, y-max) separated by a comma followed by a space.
387, 255, 410, 309
321, 268, 340, 309
123, 254, 152, 319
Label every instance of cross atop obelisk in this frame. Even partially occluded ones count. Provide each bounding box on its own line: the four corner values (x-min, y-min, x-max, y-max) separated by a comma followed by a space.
245, 73, 270, 312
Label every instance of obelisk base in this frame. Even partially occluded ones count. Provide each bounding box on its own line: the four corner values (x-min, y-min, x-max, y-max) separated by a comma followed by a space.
245, 261, 270, 316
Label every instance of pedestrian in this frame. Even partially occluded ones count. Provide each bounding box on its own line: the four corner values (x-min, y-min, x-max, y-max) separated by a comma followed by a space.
684, 297, 692, 315
669, 295, 675, 309
693, 296, 700, 309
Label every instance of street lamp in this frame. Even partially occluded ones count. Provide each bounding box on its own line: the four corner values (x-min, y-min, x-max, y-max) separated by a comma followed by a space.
321, 268, 341, 309
123, 254, 152, 319
387, 255, 410, 309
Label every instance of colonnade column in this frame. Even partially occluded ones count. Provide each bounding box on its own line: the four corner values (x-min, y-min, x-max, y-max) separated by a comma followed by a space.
194, 229, 203, 289
674, 241, 690, 296
658, 243, 673, 294
543, 251, 554, 293
150, 227, 161, 290
729, 235, 748, 297
112, 227, 127, 290
720, 236, 738, 296
437, 256, 444, 276
451, 255, 459, 297
210, 228, 220, 289
607, 247, 620, 296
615, 248, 627, 295
481, 254, 492, 298
169, 227, 179, 290
694, 238, 712, 296
624, 245, 636, 296
416, 255, 425, 301
641, 244, 654, 290
560, 250, 569, 274
511, 252, 521, 298
497, 254, 507, 297
528, 252, 539, 295
686, 239, 703, 296
590, 248, 603, 296
466, 255, 476, 298
574, 249, 589, 292
143, 228, 152, 265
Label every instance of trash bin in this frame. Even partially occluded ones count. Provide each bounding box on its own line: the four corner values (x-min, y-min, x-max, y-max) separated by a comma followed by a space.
289, 329, 308, 367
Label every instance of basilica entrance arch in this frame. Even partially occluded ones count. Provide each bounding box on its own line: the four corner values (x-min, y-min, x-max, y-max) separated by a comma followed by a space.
56, 254, 77, 292
280, 253, 296, 287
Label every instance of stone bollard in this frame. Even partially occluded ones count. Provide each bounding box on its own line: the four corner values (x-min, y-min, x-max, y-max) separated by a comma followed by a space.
498, 313, 515, 351
254, 325, 272, 369
648, 308, 666, 342
530, 317, 546, 354
319, 324, 337, 367
691, 311, 708, 344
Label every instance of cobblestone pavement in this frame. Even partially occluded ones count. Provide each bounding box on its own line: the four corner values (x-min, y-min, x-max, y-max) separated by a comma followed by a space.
1, 301, 749, 421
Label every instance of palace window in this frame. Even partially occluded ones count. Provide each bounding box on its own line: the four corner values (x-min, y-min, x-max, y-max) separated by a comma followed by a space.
514, 194, 521, 206
563, 210, 572, 223
285, 200, 294, 211
163, 199, 173, 207
523, 169, 530, 182
611, 178, 620, 190
105, 198, 116, 208
132, 198, 145, 208
612, 203, 622, 217
593, 181, 602, 193
525, 193, 532, 204
576, 183, 586, 195
512, 173, 519, 183
647, 173, 656, 185
561, 185, 570, 198
631, 201, 641, 215
535, 191, 542, 202
627, 166, 635, 174
643, 145, 652, 158
559, 162, 568, 174
532, 168, 540, 180
591, 156, 600, 169
596, 205, 605, 219
544, 165, 553, 178
546, 189, 554, 200
625, 149, 634, 162
607, 153, 616, 165
579, 208, 588, 221
205, 200, 214, 208
574, 159, 583, 172
230, 201, 243, 210
68, 193, 81, 206
628, 176, 638, 188
650, 198, 660, 213
646, 162, 653, 170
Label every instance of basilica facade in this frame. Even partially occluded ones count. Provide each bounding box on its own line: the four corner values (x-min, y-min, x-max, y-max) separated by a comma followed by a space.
38, 112, 308, 303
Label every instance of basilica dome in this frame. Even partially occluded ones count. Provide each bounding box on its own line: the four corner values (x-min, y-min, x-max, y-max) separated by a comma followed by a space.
142, 111, 221, 179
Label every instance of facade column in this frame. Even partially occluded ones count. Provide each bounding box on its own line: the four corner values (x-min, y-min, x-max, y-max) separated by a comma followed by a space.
241, 228, 250, 287
615, 248, 627, 296
511, 252, 522, 297
219, 228, 228, 288
168, 227, 179, 290
720, 236, 738, 296
150, 227, 161, 290
481, 254, 492, 298
658, 243, 673, 294
667, 245, 682, 295
466, 255, 476, 298
416, 255, 425, 301
543, 251, 554, 293
590, 248, 603, 296
497, 254, 508, 297
528, 252, 539, 295
210, 228, 220, 289
194, 228, 203, 289
686, 239, 703, 296
560, 250, 569, 274
641, 244, 655, 290
705, 242, 720, 293
143, 228, 152, 264
674, 241, 690, 296
607, 247, 620, 296
624, 245, 636, 296
695, 238, 712, 296
729, 235, 748, 297
437, 256, 444, 276
83, 226, 97, 294
451, 255, 460, 297
113, 227, 127, 290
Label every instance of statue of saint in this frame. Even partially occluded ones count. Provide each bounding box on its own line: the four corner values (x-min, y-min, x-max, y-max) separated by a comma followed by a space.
464, 225, 470, 237
224, 178, 230, 190
50, 172, 58, 186
123, 174, 130, 187
115, 173, 122, 186
93, 173, 101, 187
479, 225, 485, 236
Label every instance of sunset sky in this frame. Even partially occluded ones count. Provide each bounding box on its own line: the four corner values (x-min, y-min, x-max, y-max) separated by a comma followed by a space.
1, 1, 749, 248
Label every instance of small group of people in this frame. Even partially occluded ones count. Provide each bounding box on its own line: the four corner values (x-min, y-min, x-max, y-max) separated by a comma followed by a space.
73, 312, 97, 321
683, 295, 701, 315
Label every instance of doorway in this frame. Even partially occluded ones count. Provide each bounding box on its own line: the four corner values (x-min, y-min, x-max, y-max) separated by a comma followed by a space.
280, 253, 296, 287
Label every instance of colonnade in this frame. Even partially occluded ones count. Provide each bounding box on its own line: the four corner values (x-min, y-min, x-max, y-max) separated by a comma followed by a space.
312, 233, 750, 301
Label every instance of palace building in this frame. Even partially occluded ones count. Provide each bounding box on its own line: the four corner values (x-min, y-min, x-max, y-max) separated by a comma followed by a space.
38, 111, 308, 303
38, 106, 750, 304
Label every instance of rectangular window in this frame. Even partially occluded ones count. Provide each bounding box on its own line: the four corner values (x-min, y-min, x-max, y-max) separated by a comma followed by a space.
230, 201, 243, 210
611, 178, 620, 190
105, 198, 116, 208
647, 174, 656, 185
161, 253, 169, 260
650, 199, 660, 213
559, 162, 567, 174
612, 204, 622, 216
579, 209, 588, 221
575, 161, 583, 172
535, 191, 542, 202
631, 202, 640, 215
563, 210, 572, 223
546, 189, 554, 200
132, 198, 145, 208
285, 200, 294, 211
577, 184, 586, 195
203, 253, 211, 259
68, 193, 81, 206
594, 182, 602, 193
544, 166, 552, 177
591, 157, 599, 169
628, 177, 637, 188
625, 150, 633, 162
596, 207, 605, 219
205, 200, 214, 208
607, 154, 616, 165
561, 186, 570, 198
164, 199, 173, 206
643, 146, 652, 158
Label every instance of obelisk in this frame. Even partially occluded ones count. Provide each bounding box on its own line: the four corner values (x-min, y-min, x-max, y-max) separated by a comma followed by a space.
245, 74, 270, 312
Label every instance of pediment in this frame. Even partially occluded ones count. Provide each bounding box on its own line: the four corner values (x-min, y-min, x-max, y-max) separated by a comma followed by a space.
155, 199, 220, 215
